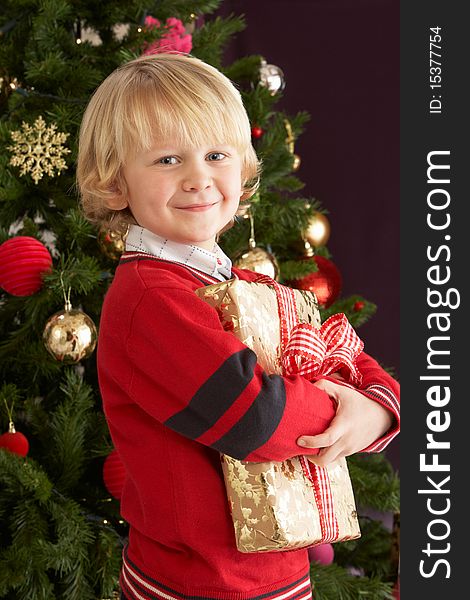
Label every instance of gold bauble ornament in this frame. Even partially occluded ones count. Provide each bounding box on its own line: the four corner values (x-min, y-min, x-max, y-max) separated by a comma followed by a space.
259, 59, 286, 95
304, 212, 331, 248
234, 246, 279, 280
43, 303, 97, 364
292, 154, 301, 172
98, 227, 127, 260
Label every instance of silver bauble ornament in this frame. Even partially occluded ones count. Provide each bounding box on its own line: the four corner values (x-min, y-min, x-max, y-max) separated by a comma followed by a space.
259, 59, 286, 95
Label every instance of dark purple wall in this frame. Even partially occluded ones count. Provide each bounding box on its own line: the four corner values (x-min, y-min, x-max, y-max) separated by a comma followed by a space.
215, 0, 400, 465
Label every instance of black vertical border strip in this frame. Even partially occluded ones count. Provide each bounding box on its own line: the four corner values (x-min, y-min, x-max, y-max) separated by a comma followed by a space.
401, 3, 467, 598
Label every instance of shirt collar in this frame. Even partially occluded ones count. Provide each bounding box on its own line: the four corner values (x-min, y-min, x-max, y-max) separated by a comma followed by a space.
125, 225, 232, 281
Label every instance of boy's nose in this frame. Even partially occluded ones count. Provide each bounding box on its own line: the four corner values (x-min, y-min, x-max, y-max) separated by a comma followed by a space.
181, 165, 212, 192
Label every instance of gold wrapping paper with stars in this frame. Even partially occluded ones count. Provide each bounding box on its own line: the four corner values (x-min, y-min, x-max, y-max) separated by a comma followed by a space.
196, 278, 361, 552
197, 278, 321, 372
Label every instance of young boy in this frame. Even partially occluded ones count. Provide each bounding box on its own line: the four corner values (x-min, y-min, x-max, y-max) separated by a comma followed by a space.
77, 54, 400, 600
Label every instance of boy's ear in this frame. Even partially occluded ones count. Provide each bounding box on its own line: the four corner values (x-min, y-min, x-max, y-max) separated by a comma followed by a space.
104, 185, 128, 210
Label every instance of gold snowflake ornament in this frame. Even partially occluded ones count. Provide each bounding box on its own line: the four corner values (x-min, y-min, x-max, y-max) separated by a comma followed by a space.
8, 115, 71, 185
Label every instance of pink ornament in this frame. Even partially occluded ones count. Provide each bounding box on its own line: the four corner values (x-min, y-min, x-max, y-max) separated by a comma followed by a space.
144, 16, 159, 28
308, 543, 335, 565
142, 16, 192, 55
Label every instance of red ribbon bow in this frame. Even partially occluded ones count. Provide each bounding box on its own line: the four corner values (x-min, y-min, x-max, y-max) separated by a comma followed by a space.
253, 274, 363, 386
283, 313, 364, 386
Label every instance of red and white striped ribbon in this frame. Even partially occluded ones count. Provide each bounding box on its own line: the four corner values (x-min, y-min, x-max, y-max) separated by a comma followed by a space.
253, 274, 364, 384
254, 274, 342, 542
300, 456, 339, 543
283, 313, 364, 386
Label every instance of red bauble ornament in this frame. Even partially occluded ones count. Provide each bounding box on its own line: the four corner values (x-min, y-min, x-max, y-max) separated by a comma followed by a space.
251, 125, 264, 139
0, 236, 52, 296
354, 301, 365, 311
103, 449, 126, 500
287, 255, 342, 308
308, 543, 335, 566
0, 424, 29, 456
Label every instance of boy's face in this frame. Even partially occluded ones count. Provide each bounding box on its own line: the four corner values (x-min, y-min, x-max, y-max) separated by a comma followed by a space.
114, 140, 243, 250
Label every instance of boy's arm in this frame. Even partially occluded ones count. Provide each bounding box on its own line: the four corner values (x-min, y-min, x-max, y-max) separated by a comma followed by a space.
298, 352, 400, 466
330, 351, 400, 451
352, 351, 400, 451
107, 285, 338, 463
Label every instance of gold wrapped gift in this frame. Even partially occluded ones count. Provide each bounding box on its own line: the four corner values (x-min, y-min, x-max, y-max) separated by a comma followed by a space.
196, 278, 361, 553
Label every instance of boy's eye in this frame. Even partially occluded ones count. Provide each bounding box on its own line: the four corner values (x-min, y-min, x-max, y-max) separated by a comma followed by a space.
206, 152, 225, 161
157, 156, 178, 165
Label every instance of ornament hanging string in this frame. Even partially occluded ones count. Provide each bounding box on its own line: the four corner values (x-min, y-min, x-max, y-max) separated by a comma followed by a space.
248, 211, 256, 249
3, 397, 16, 434
60, 272, 72, 311
301, 202, 315, 256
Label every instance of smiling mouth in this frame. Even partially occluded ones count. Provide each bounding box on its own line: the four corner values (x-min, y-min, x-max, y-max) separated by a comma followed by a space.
176, 202, 219, 212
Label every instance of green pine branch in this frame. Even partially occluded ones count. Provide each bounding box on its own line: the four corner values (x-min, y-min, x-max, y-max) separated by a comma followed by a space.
191, 14, 246, 68
0, 452, 53, 504
223, 54, 263, 83
334, 517, 396, 580
44, 255, 104, 297
279, 258, 318, 281
242, 83, 279, 126
275, 175, 306, 193
150, 0, 222, 20
42, 370, 95, 492
38, 496, 96, 600
348, 454, 400, 513
320, 295, 377, 328
310, 562, 394, 600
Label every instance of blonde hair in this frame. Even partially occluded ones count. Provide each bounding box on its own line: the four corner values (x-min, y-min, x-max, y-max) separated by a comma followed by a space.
77, 53, 260, 233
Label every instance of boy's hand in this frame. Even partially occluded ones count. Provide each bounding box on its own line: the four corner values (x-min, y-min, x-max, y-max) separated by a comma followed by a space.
297, 376, 393, 467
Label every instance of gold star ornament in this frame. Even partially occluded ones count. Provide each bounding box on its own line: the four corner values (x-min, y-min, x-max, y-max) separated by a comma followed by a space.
8, 115, 71, 184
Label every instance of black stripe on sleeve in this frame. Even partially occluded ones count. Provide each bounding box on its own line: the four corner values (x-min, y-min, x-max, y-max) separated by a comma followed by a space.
212, 372, 286, 460
164, 348, 257, 439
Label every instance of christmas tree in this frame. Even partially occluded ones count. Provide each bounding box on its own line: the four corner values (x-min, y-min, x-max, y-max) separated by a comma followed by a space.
0, 1, 399, 598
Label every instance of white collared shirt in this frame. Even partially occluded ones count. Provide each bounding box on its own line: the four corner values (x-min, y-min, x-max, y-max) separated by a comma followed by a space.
125, 225, 233, 281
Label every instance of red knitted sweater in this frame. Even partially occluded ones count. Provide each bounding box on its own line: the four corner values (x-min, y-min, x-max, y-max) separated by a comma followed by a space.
97, 253, 400, 600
